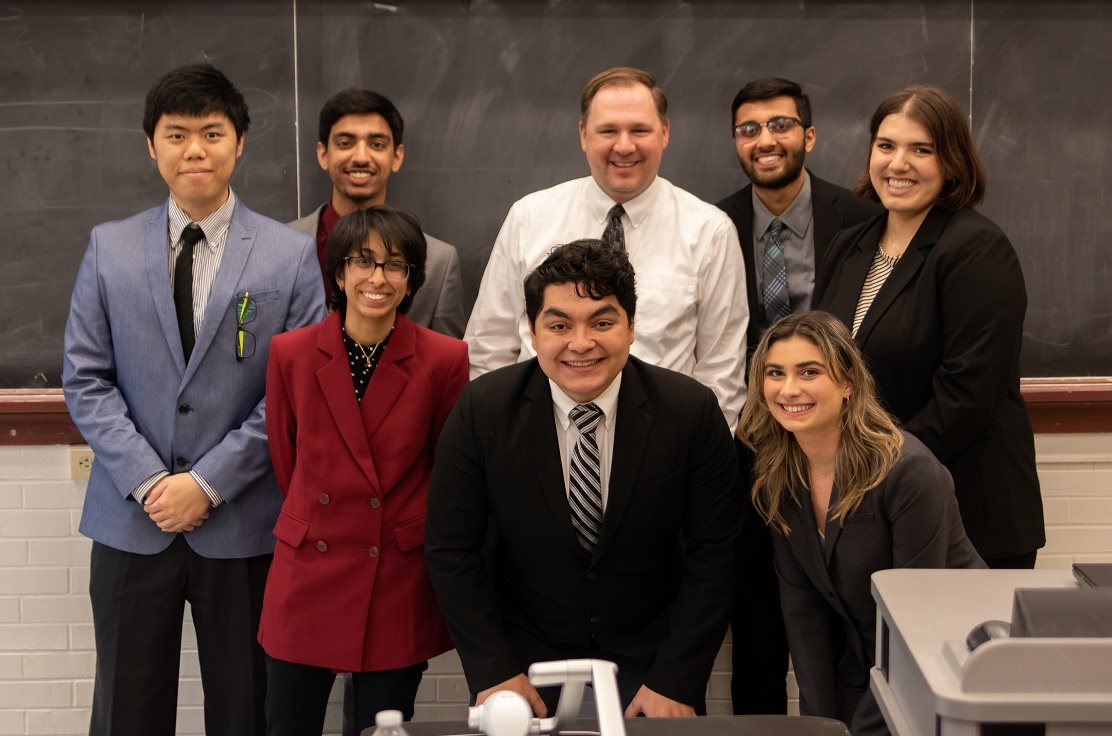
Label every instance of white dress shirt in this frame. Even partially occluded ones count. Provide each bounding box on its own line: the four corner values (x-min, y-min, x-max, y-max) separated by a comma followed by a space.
465, 176, 749, 431
550, 374, 622, 510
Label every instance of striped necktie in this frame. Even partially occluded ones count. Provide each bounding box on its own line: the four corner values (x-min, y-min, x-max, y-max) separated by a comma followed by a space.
762, 217, 791, 325
568, 402, 604, 551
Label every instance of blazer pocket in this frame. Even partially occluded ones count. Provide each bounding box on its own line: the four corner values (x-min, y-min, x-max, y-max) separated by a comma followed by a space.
273, 509, 309, 548
241, 287, 279, 304
394, 514, 426, 552
845, 512, 876, 524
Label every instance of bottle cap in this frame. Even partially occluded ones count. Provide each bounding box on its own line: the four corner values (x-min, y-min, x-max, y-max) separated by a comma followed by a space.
376, 710, 403, 727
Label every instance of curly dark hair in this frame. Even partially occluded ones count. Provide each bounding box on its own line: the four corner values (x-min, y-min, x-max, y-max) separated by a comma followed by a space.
524, 239, 637, 327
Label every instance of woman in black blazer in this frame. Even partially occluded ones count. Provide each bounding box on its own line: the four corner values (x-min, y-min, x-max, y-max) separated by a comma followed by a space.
813, 86, 1044, 568
739, 311, 983, 735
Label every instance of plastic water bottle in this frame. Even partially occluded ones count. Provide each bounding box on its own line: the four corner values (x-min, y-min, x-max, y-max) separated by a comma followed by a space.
372, 709, 409, 736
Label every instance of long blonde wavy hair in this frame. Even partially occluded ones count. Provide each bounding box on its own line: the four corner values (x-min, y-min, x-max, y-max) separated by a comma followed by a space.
738, 311, 904, 534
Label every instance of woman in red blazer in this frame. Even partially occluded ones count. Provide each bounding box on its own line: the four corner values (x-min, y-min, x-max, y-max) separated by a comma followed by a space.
259, 206, 468, 734
813, 86, 1044, 569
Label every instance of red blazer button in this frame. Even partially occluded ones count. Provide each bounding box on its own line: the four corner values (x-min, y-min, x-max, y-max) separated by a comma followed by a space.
316, 540, 328, 552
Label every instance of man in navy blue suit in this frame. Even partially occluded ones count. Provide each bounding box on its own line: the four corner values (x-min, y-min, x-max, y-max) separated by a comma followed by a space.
63, 64, 324, 736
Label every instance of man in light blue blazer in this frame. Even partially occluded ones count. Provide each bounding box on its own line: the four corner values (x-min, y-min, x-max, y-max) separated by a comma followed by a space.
62, 64, 325, 736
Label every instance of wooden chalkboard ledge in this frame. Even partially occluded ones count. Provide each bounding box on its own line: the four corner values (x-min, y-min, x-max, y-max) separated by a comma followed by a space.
0, 390, 85, 445
1019, 377, 1112, 434
1, 380, 1110, 445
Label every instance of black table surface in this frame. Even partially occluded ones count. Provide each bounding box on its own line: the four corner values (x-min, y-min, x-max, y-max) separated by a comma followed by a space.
364, 715, 849, 736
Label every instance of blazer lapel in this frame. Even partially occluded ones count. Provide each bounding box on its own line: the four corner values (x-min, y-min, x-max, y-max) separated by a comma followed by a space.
592, 363, 651, 564
184, 206, 255, 385
854, 207, 948, 347
736, 189, 763, 328
361, 316, 415, 442
143, 203, 187, 375
811, 179, 843, 274
823, 217, 884, 327
821, 483, 845, 566
783, 490, 833, 583
522, 367, 580, 551
315, 313, 380, 492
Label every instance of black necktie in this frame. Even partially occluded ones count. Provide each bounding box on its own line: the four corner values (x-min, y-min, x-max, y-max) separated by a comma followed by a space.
174, 224, 205, 360
568, 403, 604, 551
601, 204, 626, 252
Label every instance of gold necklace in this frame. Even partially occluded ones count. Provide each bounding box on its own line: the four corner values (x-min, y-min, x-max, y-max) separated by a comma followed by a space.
880, 236, 906, 261
346, 325, 392, 369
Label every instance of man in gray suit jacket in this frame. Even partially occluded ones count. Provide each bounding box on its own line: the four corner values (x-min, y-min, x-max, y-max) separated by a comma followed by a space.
288, 89, 466, 337
62, 64, 325, 736
714, 78, 880, 717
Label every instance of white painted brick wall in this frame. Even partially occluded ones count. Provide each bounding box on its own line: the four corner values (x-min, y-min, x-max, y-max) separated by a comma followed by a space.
0, 434, 1108, 734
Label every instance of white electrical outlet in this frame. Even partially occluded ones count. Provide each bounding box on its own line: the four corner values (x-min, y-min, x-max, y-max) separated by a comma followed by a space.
69, 447, 94, 480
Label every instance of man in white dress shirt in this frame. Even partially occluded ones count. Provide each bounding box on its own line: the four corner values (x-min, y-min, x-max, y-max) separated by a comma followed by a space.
464, 66, 748, 430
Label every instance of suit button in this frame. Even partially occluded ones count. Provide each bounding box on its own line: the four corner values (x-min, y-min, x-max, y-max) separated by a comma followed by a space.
175, 457, 187, 468
177, 404, 191, 414
368, 497, 381, 509
589, 615, 601, 624
316, 540, 328, 552
585, 572, 597, 581
368, 546, 380, 558
319, 493, 330, 505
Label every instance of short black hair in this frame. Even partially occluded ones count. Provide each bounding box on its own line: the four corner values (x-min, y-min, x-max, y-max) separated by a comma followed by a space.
324, 206, 427, 313
143, 64, 250, 139
524, 240, 637, 328
318, 89, 404, 148
730, 77, 812, 128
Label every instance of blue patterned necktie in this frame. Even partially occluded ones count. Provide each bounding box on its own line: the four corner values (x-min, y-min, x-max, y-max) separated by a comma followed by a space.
762, 218, 791, 325
568, 403, 604, 551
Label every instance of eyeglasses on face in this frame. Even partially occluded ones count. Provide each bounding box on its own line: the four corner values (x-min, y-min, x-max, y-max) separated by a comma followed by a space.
733, 116, 806, 140
343, 255, 411, 280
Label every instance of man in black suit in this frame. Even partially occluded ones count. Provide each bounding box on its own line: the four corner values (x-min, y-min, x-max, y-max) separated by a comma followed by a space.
715, 78, 880, 716
427, 240, 740, 718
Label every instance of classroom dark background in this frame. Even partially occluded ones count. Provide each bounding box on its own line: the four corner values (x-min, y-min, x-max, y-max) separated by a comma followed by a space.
2, 0, 1109, 387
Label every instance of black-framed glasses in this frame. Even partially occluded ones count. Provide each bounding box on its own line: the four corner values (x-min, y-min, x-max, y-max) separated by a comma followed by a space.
733, 116, 806, 140
343, 256, 411, 280
235, 291, 256, 361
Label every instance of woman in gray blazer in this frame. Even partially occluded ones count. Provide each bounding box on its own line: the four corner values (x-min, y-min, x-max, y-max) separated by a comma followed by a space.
738, 311, 983, 735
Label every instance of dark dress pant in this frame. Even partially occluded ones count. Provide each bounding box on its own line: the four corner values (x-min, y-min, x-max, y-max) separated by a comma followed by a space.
985, 551, 1038, 569
89, 534, 271, 736
265, 656, 426, 736
729, 440, 789, 714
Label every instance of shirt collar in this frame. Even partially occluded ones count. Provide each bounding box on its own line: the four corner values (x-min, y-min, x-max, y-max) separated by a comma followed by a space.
550, 371, 622, 432
584, 175, 663, 233
752, 170, 813, 240
167, 189, 237, 251
321, 200, 343, 238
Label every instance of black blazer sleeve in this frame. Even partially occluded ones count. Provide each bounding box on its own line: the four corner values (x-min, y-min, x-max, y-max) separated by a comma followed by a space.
425, 385, 523, 691
641, 384, 741, 704
770, 530, 838, 718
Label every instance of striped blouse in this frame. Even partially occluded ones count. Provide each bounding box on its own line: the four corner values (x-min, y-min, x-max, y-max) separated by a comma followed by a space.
852, 247, 901, 337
